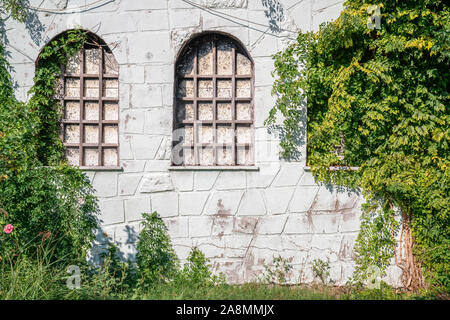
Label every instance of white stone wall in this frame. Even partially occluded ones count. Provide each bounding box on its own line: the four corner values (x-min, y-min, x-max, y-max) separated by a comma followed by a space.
4, 0, 402, 286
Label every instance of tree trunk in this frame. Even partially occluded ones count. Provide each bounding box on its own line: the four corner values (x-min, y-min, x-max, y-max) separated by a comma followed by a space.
395, 210, 426, 290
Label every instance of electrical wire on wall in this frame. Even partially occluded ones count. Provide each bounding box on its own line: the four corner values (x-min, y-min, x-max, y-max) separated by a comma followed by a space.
27, 0, 115, 14
181, 0, 298, 40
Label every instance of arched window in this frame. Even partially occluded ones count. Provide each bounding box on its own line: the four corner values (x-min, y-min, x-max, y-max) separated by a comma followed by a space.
59, 32, 119, 168
173, 33, 254, 166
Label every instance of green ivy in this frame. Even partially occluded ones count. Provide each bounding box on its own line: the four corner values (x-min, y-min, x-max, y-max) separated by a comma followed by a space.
0, 28, 98, 265
268, 0, 449, 292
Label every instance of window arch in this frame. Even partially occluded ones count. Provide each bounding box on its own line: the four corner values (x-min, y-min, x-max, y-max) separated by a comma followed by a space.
173, 33, 254, 166
57, 32, 119, 168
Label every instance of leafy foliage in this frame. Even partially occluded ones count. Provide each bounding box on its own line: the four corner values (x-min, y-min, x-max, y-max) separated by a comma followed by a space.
136, 212, 179, 285
0, 29, 98, 265
268, 0, 449, 291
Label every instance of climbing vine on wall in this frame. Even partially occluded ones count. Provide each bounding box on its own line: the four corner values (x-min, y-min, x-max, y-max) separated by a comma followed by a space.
0, 27, 98, 264
267, 0, 449, 292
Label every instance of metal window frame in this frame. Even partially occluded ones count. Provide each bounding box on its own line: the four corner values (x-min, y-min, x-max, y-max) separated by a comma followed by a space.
59, 41, 120, 169
173, 33, 255, 167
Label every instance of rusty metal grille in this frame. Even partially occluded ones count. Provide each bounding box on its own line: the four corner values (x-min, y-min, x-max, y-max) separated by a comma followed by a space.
60, 40, 120, 169
173, 34, 254, 166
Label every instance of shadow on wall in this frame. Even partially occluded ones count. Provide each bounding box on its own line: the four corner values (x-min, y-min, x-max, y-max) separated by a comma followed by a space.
0, 0, 45, 45
88, 223, 140, 266
261, 0, 285, 33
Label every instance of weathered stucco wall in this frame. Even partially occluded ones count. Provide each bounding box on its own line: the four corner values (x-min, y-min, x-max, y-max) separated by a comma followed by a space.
4, 0, 401, 285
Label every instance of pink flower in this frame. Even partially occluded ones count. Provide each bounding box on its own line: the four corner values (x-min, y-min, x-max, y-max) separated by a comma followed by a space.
3, 224, 14, 234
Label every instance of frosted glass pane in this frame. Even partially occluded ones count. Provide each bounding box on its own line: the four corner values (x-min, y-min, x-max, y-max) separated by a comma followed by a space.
217, 41, 234, 75
183, 126, 194, 145
84, 125, 99, 144
103, 79, 118, 98
198, 41, 213, 75
84, 148, 99, 166
65, 102, 80, 120
65, 78, 80, 97
103, 125, 118, 144
236, 102, 252, 120
103, 148, 118, 166
198, 103, 213, 121
217, 147, 233, 165
104, 50, 119, 75
237, 147, 252, 165
236, 126, 251, 144
236, 53, 251, 75
177, 48, 195, 75
217, 79, 232, 98
177, 79, 194, 98
198, 125, 213, 144
217, 103, 232, 120
217, 125, 233, 144
84, 79, 99, 97
66, 148, 80, 166
85, 48, 100, 74
198, 80, 213, 98
177, 102, 194, 122
66, 51, 81, 74
199, 148, 214, 165
104, 102, 118, 121
236, 79, 251, 98
64, 125, 80, 143
184, 148, 195, 165
84, 102, 99, 120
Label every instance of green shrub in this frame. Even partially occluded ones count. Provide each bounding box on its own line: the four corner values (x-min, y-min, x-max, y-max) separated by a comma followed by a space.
260, 255, 293, 285
312, 258, 333, 285
176, 247, 225, 287
136, 212, 179, 285
0, 29, 98, 265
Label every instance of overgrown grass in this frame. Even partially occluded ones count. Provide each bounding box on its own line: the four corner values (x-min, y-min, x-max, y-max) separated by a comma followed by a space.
0, 256, 440, 300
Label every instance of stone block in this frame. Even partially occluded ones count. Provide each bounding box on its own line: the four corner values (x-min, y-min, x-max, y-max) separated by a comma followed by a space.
118, 174, 142, 196
264, 187, 294, 214
311, 186, 337, 211
119, 64, 145, 84
171, 171, 194, 191
189, 216, 214, 237
258, 215, 288, 234
121, 160, 146, 173
289, 186, 319, 213
339, 210, 360, 232
179, 191, 210, 215
272, 162, 304, 187
151, 192, 179, 217
125, 197, 151, 222
284, 214, 314, 234
126, 31, 171, 64
204, 190, 244, 215
139, 172, 174, 193
131, 135, 163, 160
246, 163, 279, 188
164, 217, 189, 238
311, 214, 340, 234
144, 107, 172, 135
194, 171, 219, 191
145, 64, 173, 84
233, 216, 258, 234
169, 9, 201, 29
238, 189, 266, 215
214, 171, 246, 190
338, 234, 357, 260
211, 215, 234, 238
99, 199, 124, 225
119, 135, 134, 160
130, 84, 163, 108
92, 172, 118, 198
